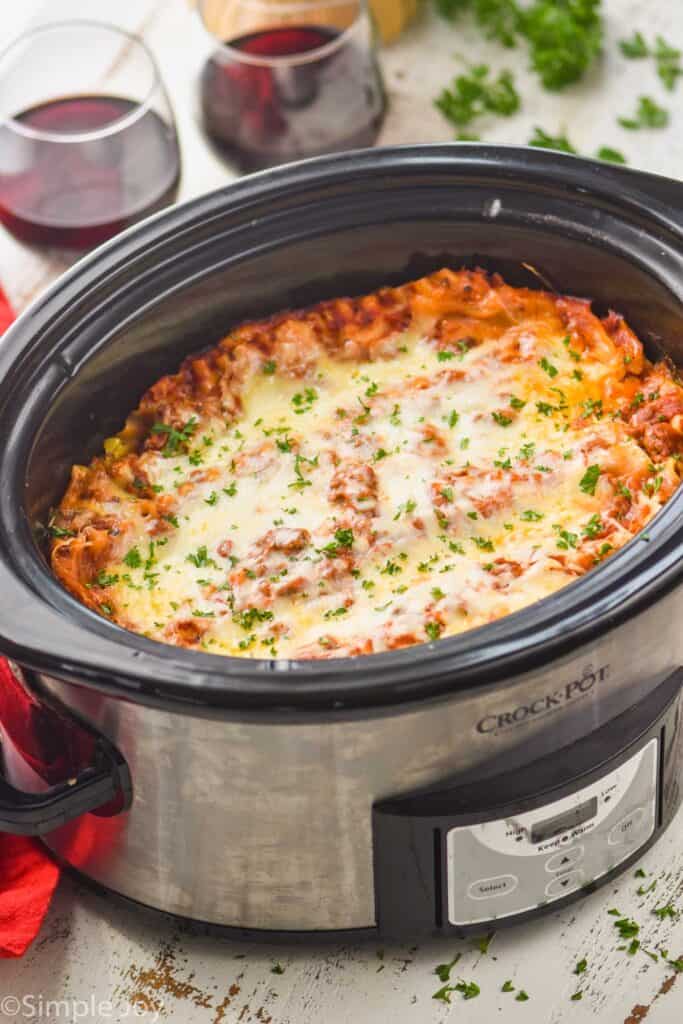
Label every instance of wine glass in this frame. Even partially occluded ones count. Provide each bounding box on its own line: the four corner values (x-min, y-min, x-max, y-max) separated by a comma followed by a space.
0, 21, 181, 251
197, 0, 386, 172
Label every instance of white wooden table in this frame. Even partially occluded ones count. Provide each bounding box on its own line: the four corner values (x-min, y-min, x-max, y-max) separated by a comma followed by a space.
1, 2, 683, 1021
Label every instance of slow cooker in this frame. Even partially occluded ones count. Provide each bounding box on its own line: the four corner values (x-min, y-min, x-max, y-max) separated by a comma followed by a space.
0, 146, 682, 940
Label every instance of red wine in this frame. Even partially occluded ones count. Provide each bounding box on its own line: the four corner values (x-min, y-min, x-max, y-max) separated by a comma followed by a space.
200, 25, 386, 171
0, 96, 181, 250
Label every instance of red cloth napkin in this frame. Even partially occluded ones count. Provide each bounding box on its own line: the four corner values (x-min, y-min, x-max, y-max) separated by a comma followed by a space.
0, 290, 60, 957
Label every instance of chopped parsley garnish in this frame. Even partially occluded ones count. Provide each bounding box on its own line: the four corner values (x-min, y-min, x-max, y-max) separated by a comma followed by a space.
437, 350, 455, 362
620, 33, 682, 90
620, 30, 649, 58
187, 545, 217, 569
365, 381, 379, 397
619, 96, 669, 130
324, 606, 348, 619
152, 417, 197, 457
614, 917, 640, 939
276, 437, 293, 453
233, 608, 274, 631
574, 958, 588, 975
433, 978, 480, 1003
291, 387, 318, 415
536, 400, 556, 416
394, 499, 417, 520
435, 64, 520, 130
472, 536, 495, 551
515, 990, 530, 1002
321, 528, 354, 557
579, 464, 601, 495
448, 409, 460, 428
290, 452, 318, 491
192, 609, 215, 618
271, 962, 285, 975
529, 127, 577, 154
49, 524, 76, 538
456, 980, 480, 1000
373, 448, 390, 462
539, 356, 558, 378
434, 953, 461, 983
262, 359, 277, 375
554, 526, 578, 550
654, 36, 682, 90
571, 992, 583, 1001
644, 474, 663, 497
582, 513, 602, 538
436, 0, 603, 91
597, 146, 627, 165
93, 571, 119, 588
652, 904, 677, 920
205, 491, 219, 506
522, 0, 603, 90
509, 395, 526, 410
519, 441, 536, 460
492, 411, 513, 427
520, 509, 544, 521
425, 621, 443, 641
582, 397, 603, 419
123, 547, 142, 569
502, 980, 515, 993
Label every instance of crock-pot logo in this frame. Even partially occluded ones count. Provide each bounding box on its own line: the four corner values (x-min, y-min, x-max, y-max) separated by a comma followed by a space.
476, 664, 609, 734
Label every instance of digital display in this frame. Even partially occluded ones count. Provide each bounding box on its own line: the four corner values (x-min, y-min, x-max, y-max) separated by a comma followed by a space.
530, 796, 598, 844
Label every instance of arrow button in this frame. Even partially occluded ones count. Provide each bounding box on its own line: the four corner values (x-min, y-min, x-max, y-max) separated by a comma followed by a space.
545, 869, 584, 899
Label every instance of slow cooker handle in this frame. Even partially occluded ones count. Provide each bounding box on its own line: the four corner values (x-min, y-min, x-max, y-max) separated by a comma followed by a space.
0, 735, 132, 837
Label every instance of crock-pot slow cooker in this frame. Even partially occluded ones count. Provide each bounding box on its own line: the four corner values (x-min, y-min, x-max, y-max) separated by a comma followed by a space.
0, 146, 682, 940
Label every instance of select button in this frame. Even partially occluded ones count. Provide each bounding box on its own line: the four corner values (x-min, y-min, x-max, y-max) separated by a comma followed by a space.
467, 874, 518, 901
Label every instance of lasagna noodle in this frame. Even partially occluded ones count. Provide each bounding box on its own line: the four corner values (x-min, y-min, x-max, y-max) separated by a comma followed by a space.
51, 268, 683, 660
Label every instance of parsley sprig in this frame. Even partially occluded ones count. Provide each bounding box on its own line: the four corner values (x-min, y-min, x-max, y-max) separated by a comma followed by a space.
435, 64, 520, 130
436, 0, 604, 90
620, 32, 682, 91
152, 417, 198, 458
619, 96, 669, 130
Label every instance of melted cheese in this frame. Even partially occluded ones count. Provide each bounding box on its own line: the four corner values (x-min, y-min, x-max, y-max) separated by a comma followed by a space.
97, 322, 670, 659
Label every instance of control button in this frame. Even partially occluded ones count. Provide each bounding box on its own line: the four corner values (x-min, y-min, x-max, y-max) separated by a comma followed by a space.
545, 870, 584, 898
546, 846, 584, 874
468, 875, 518, 901
608, 807, 647, 847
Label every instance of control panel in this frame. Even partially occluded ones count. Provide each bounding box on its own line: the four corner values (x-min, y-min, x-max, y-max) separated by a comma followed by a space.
446, 739, 657, 925
372, 670, 682, 939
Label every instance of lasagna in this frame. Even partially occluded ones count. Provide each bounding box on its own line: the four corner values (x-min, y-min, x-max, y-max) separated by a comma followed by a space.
50, 269, 683, 660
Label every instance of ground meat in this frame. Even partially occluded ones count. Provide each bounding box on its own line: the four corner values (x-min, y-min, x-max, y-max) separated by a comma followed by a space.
329, 461, 378, 515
